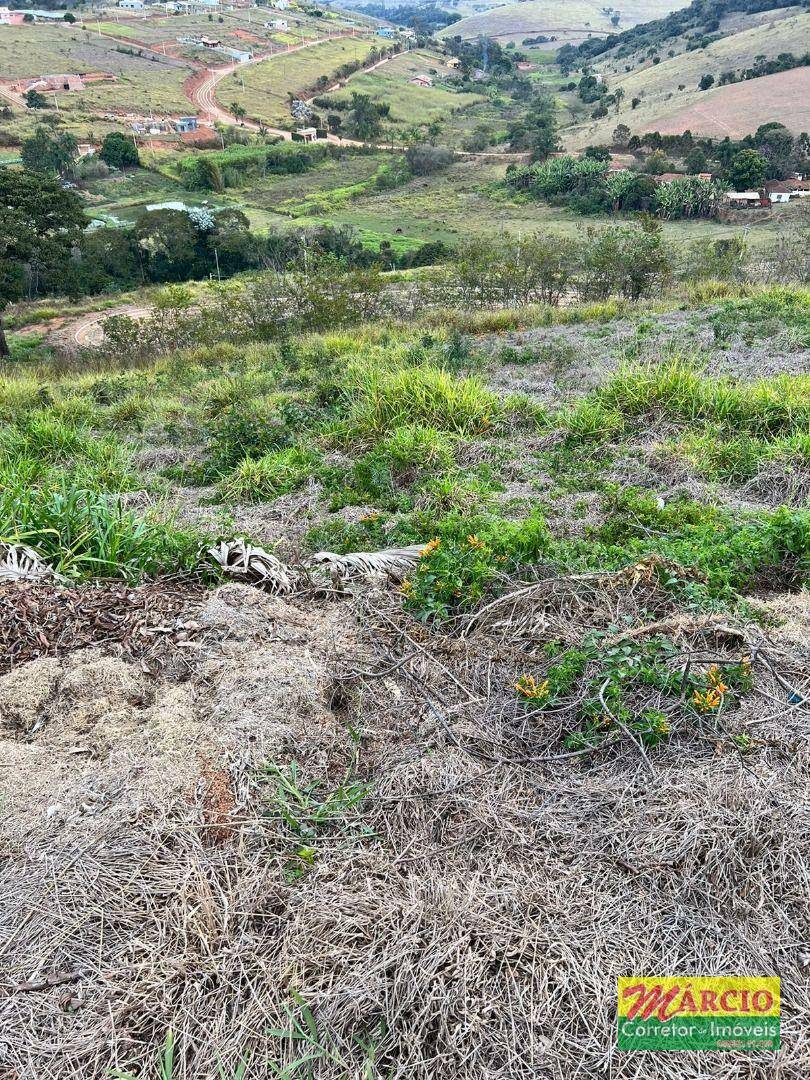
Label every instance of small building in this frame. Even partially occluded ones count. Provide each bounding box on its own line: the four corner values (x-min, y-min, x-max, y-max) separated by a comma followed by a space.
725, 190, 766, 208
0, 7, 26, 24
26, 74, 84, 92
376, 27, 396, 38
118, 0, 144, 9
269, 18, 288, 30
292, 126, 317, 143
410, 75, 433, 88
174, 116, 198, 132
271, 0, 290, 8
516, 62, 534, 71
445, 57, 460, 68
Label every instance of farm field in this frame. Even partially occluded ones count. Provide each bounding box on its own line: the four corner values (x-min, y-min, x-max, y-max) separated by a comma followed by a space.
439, 0, 692, 43
289, 156, 793, 250
2, 270, 808, 1078
326, 49, 487, 143
219, 35, 378, 126
638, 66, 810, 139
0, 22, 195, 135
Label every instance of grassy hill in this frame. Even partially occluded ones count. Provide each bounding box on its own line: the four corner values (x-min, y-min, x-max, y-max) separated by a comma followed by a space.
566, 7, 810, 145
438, 0, 692, 44
219, 36, 378, 128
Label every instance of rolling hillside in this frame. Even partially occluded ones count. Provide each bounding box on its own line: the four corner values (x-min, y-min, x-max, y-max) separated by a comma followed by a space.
566, 6, 810, 146
438, 1, 692, 44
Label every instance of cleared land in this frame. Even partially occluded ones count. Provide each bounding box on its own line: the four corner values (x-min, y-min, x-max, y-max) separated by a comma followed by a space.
1, 283, 808, 1079
327, 50, 487, 142
439, 0, 691, 43
640, 66, 810, 139
219, 35, 378, 127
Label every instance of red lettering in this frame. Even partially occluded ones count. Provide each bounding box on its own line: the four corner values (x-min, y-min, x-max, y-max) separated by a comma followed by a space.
720, 990, 738, 1011
623, 983, 682, 1021
740, 990, 750, 1013
700, 990, 718, 1013
679, 989, 697, 1014
752, 990, 773, 1013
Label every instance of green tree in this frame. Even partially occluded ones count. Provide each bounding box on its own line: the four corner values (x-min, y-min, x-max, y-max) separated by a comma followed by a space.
20, 127, 77, 175
99, 131, 140, 169
63, 12, 76, 22
727, 149, 767, 190
230, 101, 247, 122
24, 89, 48, 109
0, 167, 85, 355
684, 146, 708, 173
345, 93, 384, 140
698, 74, 715, 91
133, 209, 200, 282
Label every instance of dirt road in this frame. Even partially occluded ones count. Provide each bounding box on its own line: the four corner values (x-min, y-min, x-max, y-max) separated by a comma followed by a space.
67, 306, 152, 348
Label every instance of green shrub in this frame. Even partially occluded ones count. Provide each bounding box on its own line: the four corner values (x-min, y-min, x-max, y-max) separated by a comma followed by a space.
218, 446, 321, 502
343, 364, 498, 437
0, 480, 201, 581
401, 510, 551, 621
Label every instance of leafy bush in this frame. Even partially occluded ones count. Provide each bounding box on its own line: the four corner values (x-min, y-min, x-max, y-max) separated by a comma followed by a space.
401, 510, 551, 621
218, 446, 321, 502
343, 365, 498, 437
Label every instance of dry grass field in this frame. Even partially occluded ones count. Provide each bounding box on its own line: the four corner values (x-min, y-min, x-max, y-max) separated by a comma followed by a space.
438, 0, 691, 43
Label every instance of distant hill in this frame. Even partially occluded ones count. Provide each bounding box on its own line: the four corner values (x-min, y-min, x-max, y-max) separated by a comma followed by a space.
564, 4, 810, 146
437, 1, 692, 45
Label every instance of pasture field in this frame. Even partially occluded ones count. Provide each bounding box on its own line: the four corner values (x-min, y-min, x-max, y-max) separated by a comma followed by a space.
219, 35, 377, 126
438, 0, 692, 43
568, 10, 810, 147
288, 157, 792, 250
327, 49, 487, 142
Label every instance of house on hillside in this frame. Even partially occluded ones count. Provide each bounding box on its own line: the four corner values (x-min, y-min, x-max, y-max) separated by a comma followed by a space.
376, 27, 396, 38
118, 0, 144, 9
445, 56, 460, 69
292, 127, 317, 143
25, 74, 84, 92
410, 75, 433, 88
765, 178, 810, 201
271, 0, 290, 8
725, 190, 767, 208
174, 116, 198, 133
0, 7, 25, 24
269, 18, 288, 30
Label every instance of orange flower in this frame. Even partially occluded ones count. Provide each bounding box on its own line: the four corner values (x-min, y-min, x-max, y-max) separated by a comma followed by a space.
421, 537, 441, 558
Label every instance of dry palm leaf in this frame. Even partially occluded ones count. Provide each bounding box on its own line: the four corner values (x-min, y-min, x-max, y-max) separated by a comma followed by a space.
0, 543, 65, 584
208, 539, 297, 594
308, 544, 426, 584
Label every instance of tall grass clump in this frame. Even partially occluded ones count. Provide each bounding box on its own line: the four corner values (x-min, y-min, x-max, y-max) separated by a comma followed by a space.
595, 360, 810, 437
218, 447, 321, 503
342, 364, 498, 438
0, 476, 201, 581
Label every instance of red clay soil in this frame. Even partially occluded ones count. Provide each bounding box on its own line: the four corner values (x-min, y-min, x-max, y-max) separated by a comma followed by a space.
642, 68, 810, 138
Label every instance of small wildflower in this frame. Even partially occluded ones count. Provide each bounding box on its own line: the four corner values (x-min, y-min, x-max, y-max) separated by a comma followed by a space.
467, 533, 485, 550
707, 665, 729, 693
400, 579, 413, 595
515, 674, 549, 702
693, 687, 723, 713
421, 537, 441, 558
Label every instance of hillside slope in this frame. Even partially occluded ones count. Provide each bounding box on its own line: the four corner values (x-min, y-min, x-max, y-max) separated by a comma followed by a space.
567, 9, 810, 145
438, 0, 692, 44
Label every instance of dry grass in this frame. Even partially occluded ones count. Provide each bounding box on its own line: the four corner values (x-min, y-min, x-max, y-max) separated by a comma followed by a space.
0, 571, 807, 1078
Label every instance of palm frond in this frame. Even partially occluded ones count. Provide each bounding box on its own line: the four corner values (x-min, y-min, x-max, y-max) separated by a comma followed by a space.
208, 539, 297, 594
307, 544, 425, 583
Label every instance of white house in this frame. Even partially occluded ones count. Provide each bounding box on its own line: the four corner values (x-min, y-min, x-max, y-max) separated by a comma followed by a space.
269, 18, 288, 30
271, 0, 290, 9
119, 0, 145, 8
